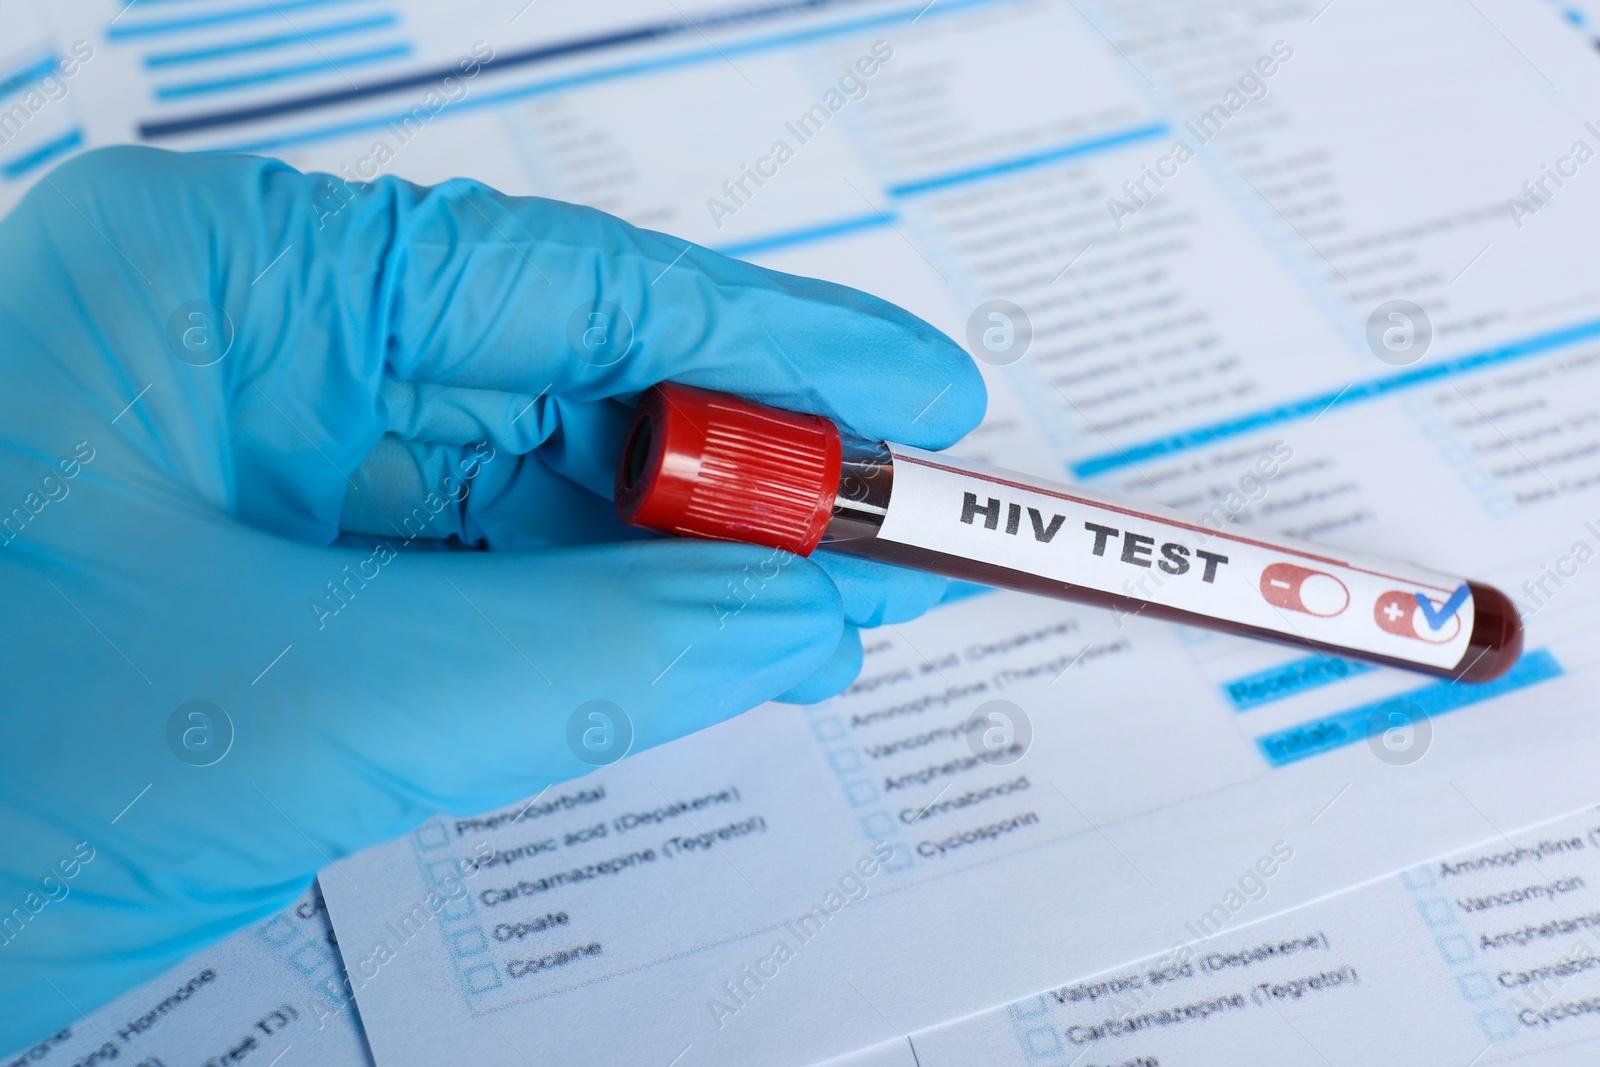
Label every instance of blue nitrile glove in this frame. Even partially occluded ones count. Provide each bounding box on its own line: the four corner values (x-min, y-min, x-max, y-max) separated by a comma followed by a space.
0, 146, 984, 1046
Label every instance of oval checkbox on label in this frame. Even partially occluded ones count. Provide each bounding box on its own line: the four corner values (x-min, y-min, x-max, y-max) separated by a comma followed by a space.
1374, 589, 1462, 643
1260, 562, 1351, 617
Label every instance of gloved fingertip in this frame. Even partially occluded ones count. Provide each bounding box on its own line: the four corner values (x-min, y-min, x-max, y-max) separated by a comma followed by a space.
833, 329, 987, 451
811, 551, 951, 627
906, 347, 989, 450
773, 624, 864, 705
717, 547, 845, 630
656, 543, 846, 703
940, 579, 996, 605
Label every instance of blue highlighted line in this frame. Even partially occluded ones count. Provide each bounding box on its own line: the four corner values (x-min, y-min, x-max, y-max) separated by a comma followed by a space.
1071, 315, 1600, 478
1223, 655, 1374, 712
145, 15, 399, 68
888, 123, 1170, 197
2, 127, 83, 180
207, 0, 1013, 152
109, 0, 374, 40
716, 211, 895, 258
147, 0, 893, 139
156, 44, 411, 99
0, 55, 59, 99
667, 122, 1162, 259
1256, 649, 1562, 767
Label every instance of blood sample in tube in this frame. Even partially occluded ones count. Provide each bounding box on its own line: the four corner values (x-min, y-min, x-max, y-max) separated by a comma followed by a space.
615, 383, 1522, 683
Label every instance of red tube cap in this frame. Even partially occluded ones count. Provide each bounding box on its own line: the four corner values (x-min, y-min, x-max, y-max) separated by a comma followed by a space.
615, 383, 842, 555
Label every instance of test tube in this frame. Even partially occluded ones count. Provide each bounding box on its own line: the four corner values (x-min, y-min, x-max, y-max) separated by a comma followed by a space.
615, 383, 1522, 682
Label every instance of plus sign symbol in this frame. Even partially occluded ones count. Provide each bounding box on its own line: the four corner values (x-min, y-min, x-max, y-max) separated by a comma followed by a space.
1373, 590, 1460, 643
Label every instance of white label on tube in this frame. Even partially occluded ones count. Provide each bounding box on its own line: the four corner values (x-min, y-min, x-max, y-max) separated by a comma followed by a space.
877, 445, 1474, 670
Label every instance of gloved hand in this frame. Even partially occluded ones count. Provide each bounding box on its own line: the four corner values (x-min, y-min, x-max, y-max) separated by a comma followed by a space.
0, 146, 984, 1047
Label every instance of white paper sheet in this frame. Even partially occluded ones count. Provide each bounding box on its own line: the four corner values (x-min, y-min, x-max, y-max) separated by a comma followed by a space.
866, 805, 1600, 1066
0, 883, 373, 1067
19, 0, 1600, 1063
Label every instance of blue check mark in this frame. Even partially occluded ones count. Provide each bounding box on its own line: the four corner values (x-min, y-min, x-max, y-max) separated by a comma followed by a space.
1415, 584, 1470, 631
